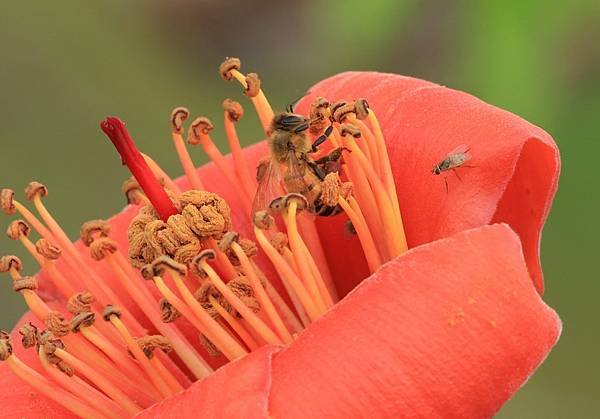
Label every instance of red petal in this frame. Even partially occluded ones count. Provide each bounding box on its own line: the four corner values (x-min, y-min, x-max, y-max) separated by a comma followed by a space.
136, 344, 283, 418
297, 72, 559, 294
268, 224, 560, 418
0, 308, 77, 419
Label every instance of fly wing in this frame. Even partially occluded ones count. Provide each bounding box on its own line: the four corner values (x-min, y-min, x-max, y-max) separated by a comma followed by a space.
446, 144, 472, 161
252, 157, 286, 216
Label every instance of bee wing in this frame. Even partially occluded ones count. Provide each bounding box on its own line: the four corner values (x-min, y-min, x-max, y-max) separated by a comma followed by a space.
252, 157, 286, 216
447, 144, 472, 161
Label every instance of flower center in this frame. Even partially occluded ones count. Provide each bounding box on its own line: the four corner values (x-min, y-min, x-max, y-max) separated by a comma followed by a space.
0, 57, 408, 417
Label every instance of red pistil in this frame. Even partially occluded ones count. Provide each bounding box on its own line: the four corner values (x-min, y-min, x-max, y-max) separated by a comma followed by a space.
100, 117, 178, 221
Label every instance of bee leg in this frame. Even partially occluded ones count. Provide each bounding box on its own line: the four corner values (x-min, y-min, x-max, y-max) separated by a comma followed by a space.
311, 124, 334, 152
307, 160, 327, 180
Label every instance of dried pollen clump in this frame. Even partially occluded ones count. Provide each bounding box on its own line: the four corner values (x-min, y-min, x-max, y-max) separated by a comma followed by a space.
127, 189, 232, 268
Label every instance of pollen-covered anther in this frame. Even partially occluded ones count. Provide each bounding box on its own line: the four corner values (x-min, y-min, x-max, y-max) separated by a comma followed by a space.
340, 123, 362, 139
354, 98, 370, 120
13, 276, 38, 292
284, 193, 309, 211
194, 281, 230, 318
218, 231, 240, 251
171, 107, 190, 134
331, 101, 356, 123
19, 323, 39, 348
57, 361, 75, 376
219, 57, 241, 81
0, 332, 13, 361
0, 189, 16, 215
137, 335, 173, 359
90, 237, 118, 261
191, 249, 216, 274
159, 298, 181, 323
35, 239, 61, 260
199, 334, 222, 357
80, 220, 111, 247
320, 172, 343, 207
180, 190, 232, 237
0, 255, 22, 273
102, 305, 122, 321
253, 210, 274, 230
270, 232, 289, 254
6, 219, 30, 240
244, 73, 261, 97
45, 311, 71, 337
67, 291, 94, 315
309, 97, 332, 134
24, 181, 48, 201
223, 98, 244, 122
188, 117, 214, 145
140, 264, 156, 280
152, 255, 188, 277
228, 276, 260, 316
71, 311, 95, 332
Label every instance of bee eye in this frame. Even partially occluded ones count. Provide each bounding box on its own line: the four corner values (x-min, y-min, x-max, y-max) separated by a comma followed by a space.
280, 114, 303, 127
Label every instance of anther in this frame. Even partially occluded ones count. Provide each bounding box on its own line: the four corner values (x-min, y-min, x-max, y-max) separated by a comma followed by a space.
332, 101, 356, 123
223, 99, 244, 122
253, 210, 274, 229
102, 305, 122, 321
19, 323, 38, 348
140, 264, 156, 280
35, 239, 61, 260
90, 237, 118, 261
159, 298, 181, 323
151, 256, 187, 277
244, 73, 261, 97
218, 231, 239, 251
354, 98, 370, 120
0, 255, 22, 272
199, 335, 221, 357
270, 232, 289, 254
191, 250, 216, 272
0, 332, 13, 361
320, 172, 343, 207
45, 311, 71, 337
122, 177, 146, 205
13, 276, 38, 292
187, 117, 214, 145
80, 220, 111, 246
309, 97, 331, 134
6, 219, 30, 240
268, 197, 286, 214
71, 311, 96, 332
1, 189, 16, 215
219, 57, 241, 81
340, 123, 362, 139
67, 292, 94, 315
24, 181, 48, 201
137, 335, 172, 359
284, 193, 309, 211
170, 107, 189, 134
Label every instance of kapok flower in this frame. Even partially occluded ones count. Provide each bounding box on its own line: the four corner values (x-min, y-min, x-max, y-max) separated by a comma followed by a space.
0, 58, 561, 418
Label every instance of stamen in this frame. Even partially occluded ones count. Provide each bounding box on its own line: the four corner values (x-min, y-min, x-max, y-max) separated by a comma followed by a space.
102, 305, 175, 398
170, 107, 205, 190
0, 334, 108, 419
192, 251, 283, 345
100, 116, 178, 221
219, 57, 274, 133
207, 294, 259, 350
136, 335, 184, 394
122, 177, 151, 206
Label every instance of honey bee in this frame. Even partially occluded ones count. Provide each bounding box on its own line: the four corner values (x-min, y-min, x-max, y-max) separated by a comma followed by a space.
253, 111, 345, 217
432, 144, 472, 191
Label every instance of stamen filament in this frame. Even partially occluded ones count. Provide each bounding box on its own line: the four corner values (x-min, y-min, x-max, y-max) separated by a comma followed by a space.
142, 153, 182, 194
53, 347, 143, 415
6, 354, 108, 419
172, 131, 205, 190
339, 196, 382, 272
223, 110, 257, 198
150, 355, 184, 394
229, 69, 274, 132
208, 295, 259, 350
231, 242, 293, 343
108, 315, 175, 399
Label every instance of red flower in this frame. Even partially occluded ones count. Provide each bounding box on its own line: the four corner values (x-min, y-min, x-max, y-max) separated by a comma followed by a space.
0, 70, 560, 418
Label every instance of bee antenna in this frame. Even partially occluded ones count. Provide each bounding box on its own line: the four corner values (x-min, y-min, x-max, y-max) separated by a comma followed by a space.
286, 91, 311, 113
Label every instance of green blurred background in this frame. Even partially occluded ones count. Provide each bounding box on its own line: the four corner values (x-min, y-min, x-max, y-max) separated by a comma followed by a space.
1, 1, 598, 417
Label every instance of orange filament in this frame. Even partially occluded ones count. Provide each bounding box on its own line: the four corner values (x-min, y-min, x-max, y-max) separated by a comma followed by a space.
171, 130, 205, 190
142, 153, 182, 194
208, 295, 259, 350
38, 347, 128, 419
230, 242, 293, 344
339, 196, 382, 273
53, 347, 143, 415
150, 354, 184, 395
229, 69, 274, 132
223, 111, 257, 199
6, 354, 108, 419
199, 260, 283, 345
108, 315, 175, 399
